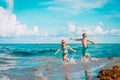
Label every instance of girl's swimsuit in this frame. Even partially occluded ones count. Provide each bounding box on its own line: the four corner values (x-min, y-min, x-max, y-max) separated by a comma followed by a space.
62, 47, 68, 50
62, 47, 68, 56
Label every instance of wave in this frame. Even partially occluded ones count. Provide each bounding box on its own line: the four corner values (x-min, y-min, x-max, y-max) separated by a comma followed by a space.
7, 49, 57, 57
0, 46, 14, 54
38, 49, 56, 53
10, 51, 36, 57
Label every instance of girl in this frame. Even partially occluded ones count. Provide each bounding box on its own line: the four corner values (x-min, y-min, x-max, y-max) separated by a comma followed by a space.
55, 40, 76, 62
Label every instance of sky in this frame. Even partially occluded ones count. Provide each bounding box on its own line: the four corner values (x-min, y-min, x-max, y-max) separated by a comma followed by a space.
0, 0, 120, 43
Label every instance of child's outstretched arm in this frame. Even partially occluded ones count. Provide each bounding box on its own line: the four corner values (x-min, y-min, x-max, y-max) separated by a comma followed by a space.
67, 46, 76, 53
70, 38, 82, 41
54, 47, 61, 55
87, 39, 96, 45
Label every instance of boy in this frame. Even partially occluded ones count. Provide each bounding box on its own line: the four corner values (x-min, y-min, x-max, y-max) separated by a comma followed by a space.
70, 33, 96, 63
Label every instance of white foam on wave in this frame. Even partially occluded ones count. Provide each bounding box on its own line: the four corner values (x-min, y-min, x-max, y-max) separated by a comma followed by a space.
0, 54, 18, 70
89, 57, 98, 62
0, 74, 10, 80
0, 53, 17, 59
69, 57, 76, 64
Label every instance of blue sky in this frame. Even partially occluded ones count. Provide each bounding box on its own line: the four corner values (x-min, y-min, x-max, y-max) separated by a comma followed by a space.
0, 0, 120, 43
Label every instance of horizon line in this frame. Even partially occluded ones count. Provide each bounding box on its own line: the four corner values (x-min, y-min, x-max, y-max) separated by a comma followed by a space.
0, 43, 120, 44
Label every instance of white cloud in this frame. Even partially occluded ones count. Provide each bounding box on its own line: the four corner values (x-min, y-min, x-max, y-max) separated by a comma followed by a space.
0, 7, 39, 37
44, 0, 109, 14
58, 37, 67, 41
15, 24, 39, 36
5, 0, 14, 12
68, 23, 76, 32
110, 29, 120, 35
47, 7, 63, 11
39, 32, 49, 37
67, 22, 109, 35
76, 27, 94, 35
94, 26, 106, 34
0, 0, 41, 37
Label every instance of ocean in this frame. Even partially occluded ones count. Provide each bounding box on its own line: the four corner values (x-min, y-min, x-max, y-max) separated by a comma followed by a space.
0, 44, 120, 80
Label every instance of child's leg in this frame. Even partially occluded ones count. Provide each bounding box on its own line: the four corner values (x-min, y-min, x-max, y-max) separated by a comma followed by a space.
83, 54, 90, 63
83, 56, 86, 63
63, 55, 69, 62
83, 54, 88, 63
82, 47, 90, 63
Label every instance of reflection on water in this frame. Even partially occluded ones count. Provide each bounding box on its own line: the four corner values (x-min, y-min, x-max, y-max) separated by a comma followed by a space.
65, 73, 71, 80
63, 65, 71, 80
63, 60, 93, 80
84, 69, 92, 80
34, 67, 49, 80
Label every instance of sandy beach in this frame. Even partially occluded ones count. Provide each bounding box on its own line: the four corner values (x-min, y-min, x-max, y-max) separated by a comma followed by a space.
97, 58, 120, 71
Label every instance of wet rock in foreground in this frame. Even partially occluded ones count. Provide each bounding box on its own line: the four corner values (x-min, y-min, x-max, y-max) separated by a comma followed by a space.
95, 65, 120, 80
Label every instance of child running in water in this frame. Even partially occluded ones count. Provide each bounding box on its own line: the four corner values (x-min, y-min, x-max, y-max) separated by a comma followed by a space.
70, 33, 96, 63
55, 39, 76, 62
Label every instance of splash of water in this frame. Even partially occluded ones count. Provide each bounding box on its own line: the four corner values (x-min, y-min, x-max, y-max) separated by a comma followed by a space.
69, 57, 76, 64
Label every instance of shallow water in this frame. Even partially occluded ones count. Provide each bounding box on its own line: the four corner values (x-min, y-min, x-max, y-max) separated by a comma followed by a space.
0, 44, 120, 80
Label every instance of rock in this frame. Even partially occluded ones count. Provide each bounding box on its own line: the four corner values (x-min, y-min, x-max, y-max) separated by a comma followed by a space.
46, 68, 52, 70
111, 74, 117, 79
95, 78, 100, 80
96, 65, 120, 80
101, 77, 112, 80
108, 57, 113, 60
116, 78, 120, 80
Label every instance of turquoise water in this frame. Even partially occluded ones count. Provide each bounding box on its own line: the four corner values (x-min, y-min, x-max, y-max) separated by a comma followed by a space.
0, 44, 120, 80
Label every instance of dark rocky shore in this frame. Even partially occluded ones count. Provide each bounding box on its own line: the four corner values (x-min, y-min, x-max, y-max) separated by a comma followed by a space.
95, 58, 120, 80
